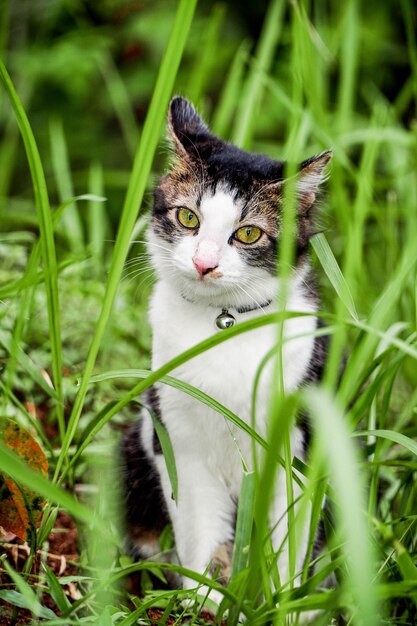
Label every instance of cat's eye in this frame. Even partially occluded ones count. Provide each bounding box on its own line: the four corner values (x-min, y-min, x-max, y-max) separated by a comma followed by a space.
177, 207, 199, 229
234, 225, 262, 244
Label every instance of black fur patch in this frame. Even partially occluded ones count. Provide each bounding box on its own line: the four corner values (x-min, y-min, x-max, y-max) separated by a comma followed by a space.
152, 188, 180, 244
120, 419, 169, 555
146, 386, 163, 455
297, 317, 330, 452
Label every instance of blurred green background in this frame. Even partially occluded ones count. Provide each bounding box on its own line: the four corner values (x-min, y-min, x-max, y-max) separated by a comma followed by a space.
1, 0, 413, 218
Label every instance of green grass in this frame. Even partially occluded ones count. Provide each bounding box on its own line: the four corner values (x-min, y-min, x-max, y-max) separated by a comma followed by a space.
0, 0, 416, 625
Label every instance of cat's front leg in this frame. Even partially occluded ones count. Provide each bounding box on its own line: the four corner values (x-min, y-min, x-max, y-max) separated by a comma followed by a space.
154, 451, 235, 605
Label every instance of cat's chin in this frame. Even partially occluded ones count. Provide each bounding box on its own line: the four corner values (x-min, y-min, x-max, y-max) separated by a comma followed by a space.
178, 278, 234, 305
175, 276, 275, 310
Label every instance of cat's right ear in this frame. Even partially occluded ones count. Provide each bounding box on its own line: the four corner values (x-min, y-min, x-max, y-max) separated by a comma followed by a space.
168, 97, 218, 160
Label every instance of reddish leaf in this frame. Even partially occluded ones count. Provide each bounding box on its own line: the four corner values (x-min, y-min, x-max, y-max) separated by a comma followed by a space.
0, 418, 48, 541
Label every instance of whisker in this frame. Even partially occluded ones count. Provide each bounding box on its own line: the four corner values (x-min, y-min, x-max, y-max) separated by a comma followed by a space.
130, 239, 174, 255
236, 284, 269, 314
123, 267, 155, 285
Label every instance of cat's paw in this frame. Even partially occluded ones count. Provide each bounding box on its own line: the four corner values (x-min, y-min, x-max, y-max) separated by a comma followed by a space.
209, 541, 233, 586
181, 583, 225, 614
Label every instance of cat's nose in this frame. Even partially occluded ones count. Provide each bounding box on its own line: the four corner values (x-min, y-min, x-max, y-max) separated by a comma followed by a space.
193, 257, 219, 277
193, 240, 220, 278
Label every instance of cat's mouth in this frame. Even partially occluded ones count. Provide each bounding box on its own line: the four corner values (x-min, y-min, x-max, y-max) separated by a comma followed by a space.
187, 268, 229, 288
195, 269, 223, 281
179, 269, 231, 295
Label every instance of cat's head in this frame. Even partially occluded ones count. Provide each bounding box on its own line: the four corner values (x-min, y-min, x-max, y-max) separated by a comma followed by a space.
149, 96, 331, 307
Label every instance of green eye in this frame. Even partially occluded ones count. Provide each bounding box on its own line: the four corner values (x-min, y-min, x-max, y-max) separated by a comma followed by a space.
177, 207, 199, 229
234, 225, 262, 244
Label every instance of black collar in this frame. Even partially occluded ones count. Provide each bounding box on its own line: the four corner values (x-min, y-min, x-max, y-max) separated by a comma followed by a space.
234, 300, 273, 314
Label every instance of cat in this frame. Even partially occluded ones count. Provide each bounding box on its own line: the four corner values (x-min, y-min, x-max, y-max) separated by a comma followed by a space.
122, 96, 331, 613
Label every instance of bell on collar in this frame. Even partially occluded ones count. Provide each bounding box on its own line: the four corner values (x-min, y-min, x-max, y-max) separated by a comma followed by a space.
215, 308, 236, 330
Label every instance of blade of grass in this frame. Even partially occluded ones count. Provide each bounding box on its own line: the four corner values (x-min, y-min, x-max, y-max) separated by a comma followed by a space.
87, 161, 107, 270
305, 386, 379, 626
336, 0, 359, 132
44, 565, 71, 613
49, 116, 84, 250
338, 239, 417, 402
311, 233, 358, 320
149, 406, 178, 502
232, 0, 285, 148
231, 472, 256, 578
55, 0, 198, 481
98, 51, 140, 158
0, 62, 64, 443
186, 3, 226, 106
352, 429, 417, 457
212, 39, 251, 138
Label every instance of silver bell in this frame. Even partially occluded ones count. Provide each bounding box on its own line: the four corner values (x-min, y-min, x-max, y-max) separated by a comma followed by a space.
215, 309, 236, 330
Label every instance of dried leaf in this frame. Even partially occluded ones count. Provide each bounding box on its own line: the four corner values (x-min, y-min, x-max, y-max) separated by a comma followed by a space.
0, 418, 48, 541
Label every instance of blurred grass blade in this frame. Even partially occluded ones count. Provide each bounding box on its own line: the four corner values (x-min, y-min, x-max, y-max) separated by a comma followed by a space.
231, 471, 255, 577
88, 161, 107, 268
233, 0, 285, 148
186, 3, 226, 106
352, 429, 417, 456
0, 590, 53, 619
56, 0, 198, 480
88, 437, 120, 615
337, 0, 359, 131
212, 39, 251, 138
393, 539, 417, 587
0, 62, 64, 441
49, 116, 84, 250
401, 0, 417, 109
305, 387, 379, 626
311, 232, 358, 320
339, 239, 417, 402
98, 52, 139, 158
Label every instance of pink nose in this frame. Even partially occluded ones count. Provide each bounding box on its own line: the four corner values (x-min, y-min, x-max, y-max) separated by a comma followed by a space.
193, 240, 220, 277
193, 257, 218, 276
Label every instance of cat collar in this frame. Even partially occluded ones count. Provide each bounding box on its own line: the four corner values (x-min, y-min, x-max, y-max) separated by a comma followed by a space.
215, 300, 272, 330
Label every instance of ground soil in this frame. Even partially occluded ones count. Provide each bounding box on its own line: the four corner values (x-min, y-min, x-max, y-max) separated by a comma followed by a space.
0, 511, 221, 625
0, 512, 78, 625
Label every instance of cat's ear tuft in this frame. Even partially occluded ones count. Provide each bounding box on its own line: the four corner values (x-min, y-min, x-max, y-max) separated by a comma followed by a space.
297, 150, 332, 209
169, 97, 208, 137
168, 97, 211, 157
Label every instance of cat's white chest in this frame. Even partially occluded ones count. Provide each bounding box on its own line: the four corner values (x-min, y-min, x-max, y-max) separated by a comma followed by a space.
149, 279, 317, 478
151, 281, 274, 402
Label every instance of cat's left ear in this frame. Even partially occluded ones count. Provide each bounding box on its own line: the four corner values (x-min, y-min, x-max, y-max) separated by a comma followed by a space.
297, 150, 332, 210
168, 96, 221, 160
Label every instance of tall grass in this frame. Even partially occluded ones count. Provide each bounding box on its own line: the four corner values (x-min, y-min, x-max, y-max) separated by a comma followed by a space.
0, 1, 416, 625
